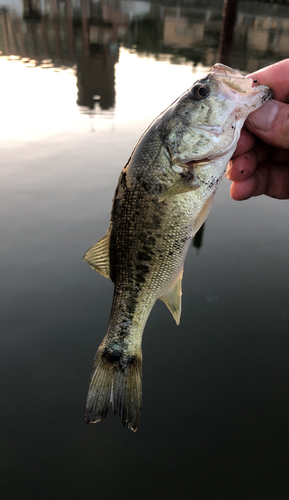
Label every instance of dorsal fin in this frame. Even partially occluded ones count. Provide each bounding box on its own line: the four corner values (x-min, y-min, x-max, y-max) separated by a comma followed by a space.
159, 267, 183, 325
83, 228, 111, 279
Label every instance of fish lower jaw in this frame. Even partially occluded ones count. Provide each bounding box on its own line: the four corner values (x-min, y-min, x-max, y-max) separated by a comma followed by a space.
184, 145, 236, 169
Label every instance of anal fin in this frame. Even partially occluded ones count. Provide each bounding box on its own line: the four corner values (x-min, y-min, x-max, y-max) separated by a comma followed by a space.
160, 267, 183, 325
83, 227, 111, 279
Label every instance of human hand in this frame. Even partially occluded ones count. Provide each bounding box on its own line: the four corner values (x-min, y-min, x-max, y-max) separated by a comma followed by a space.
226, 59, 289, 200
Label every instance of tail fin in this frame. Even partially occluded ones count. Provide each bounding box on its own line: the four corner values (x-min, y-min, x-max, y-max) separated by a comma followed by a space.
85, 348, 142, 432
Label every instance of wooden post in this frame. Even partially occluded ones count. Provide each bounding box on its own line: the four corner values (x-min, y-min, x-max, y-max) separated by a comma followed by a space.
217, 0, 239, 65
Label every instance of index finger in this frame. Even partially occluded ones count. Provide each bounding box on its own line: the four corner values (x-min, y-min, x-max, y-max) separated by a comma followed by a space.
248, 59, 289, 102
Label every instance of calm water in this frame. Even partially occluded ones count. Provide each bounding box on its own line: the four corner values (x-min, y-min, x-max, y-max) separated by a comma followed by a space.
1, 1, 289, 499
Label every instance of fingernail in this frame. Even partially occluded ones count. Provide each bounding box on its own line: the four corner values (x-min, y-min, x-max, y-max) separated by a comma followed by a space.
247, 100, 278, 131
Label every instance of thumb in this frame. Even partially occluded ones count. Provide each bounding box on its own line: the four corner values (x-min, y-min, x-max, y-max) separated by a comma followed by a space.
245, 99, 289, 149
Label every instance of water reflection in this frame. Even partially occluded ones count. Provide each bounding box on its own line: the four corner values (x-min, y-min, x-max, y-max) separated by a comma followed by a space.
1, 0, 289, 118
1, 2, 289, 498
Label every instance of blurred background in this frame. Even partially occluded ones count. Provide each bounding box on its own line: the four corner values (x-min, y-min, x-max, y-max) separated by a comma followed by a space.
1, 1, 289, 499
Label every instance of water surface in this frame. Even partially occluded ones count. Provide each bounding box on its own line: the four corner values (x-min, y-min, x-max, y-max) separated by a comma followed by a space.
1, 1, 289, 499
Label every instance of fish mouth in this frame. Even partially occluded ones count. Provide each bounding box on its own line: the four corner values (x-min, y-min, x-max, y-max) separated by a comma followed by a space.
211, 63, 273, 103
210, 63, 253, 93
183, 153, 224, 169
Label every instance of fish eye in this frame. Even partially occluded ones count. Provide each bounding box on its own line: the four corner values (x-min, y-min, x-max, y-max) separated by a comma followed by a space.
189, 84, 210, 101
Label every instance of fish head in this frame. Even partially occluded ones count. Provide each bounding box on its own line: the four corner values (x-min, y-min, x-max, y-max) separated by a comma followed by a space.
163, 63, 272, 164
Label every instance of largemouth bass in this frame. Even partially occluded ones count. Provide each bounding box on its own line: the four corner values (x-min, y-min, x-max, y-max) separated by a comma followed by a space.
83, 64, 272, 431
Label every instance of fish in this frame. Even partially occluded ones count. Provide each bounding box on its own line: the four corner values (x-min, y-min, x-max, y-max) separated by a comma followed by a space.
83, 64, 272, 431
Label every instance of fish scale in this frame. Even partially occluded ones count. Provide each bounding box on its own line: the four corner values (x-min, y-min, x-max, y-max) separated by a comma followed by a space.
83, 64, 272, 431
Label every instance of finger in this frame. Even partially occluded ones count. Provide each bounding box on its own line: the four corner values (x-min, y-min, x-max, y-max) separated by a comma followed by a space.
226, 140, 270, 181
246, 100, 289, 149
248, 59, 289, 102
230, 173, 259, 200
270, 148, 289, 162
226, 152, 256, 182
230, 162, 289, 200
263, 162, 289, 199
232, 127, 256, 158
230, 164, 271, 200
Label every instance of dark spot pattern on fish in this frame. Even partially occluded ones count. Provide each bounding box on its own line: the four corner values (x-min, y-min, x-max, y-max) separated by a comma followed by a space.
126, 295, 138, 317
102, 348, 136, 371
152, 213, 162, 229
136, 262, 150, 274
102, 349, 122, 365
137, 251, 152, 262
135, 175, 150, 193
120, 171, 127, 187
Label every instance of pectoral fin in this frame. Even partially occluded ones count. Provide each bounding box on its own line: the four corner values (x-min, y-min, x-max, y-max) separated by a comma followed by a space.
160, 268, 183, 325
160, 176, 199, 201
159, 159, 212, 202
83, 228, 111, 279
